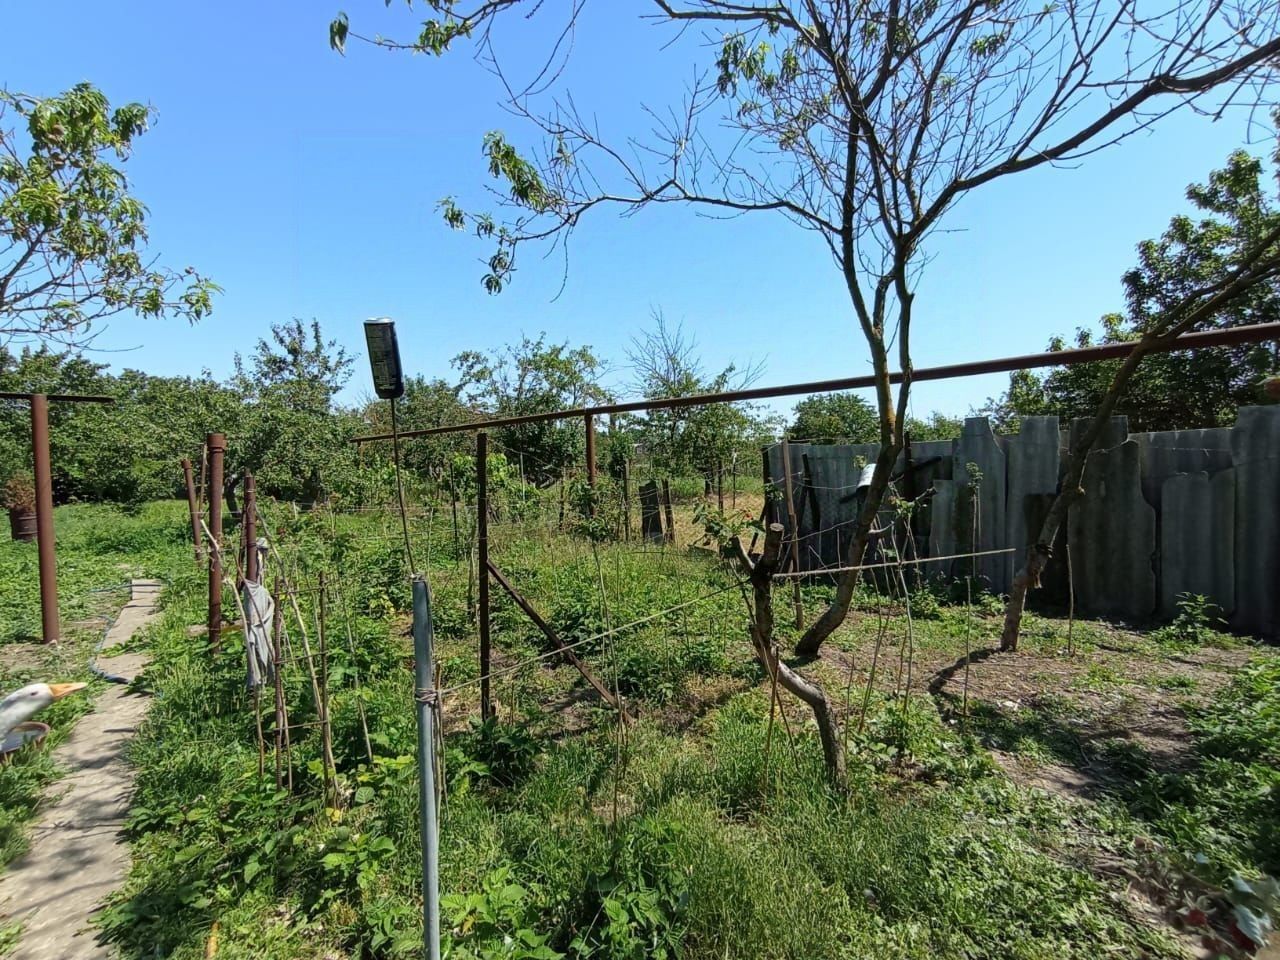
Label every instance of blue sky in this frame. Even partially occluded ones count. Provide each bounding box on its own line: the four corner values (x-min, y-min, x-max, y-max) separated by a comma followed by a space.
3, 1, 1268, 421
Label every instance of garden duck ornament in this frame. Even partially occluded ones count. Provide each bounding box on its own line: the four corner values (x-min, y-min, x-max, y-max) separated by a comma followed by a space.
0, 682, 86, 740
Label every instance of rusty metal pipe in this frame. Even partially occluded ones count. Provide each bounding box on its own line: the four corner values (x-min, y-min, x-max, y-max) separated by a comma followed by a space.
585, 414, 597, 488
31, 395, 58, 645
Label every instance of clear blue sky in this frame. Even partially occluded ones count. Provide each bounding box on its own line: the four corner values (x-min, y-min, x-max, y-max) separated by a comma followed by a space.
3, 1, 1267, 421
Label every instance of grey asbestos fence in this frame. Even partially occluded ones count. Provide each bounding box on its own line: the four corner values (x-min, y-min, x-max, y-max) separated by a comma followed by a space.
765, 405, 1280, 638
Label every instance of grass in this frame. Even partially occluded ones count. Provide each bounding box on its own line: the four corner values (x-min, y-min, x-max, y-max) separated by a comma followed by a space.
0, 492, 1263, 959
0, 501, 192, 870
0, 501, 192, 644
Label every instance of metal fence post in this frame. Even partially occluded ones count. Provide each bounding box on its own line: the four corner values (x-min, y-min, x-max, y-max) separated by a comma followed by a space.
411, 576, 441, 960
30, 394, 58, 644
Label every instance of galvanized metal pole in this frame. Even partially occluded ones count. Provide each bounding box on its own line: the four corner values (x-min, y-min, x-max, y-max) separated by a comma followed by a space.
476, 431, 491, 721
207, 432, 226, 652
411, 576, 441, 960
30, 395, 58, 645
182, 458, 204, 562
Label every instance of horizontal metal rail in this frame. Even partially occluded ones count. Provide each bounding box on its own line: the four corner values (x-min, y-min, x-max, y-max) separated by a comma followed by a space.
0, 392, 115, 403
352, 322, 1280, 444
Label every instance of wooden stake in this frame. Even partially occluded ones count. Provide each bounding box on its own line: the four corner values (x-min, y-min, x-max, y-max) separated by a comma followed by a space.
317, 572, 339, 807
272, 577, 287, 791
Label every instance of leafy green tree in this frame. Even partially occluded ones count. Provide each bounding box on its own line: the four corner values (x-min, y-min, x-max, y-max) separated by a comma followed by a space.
0, 83, 217, 344
788, 393, 878, 443
984, 148, 1280, 434
0, 346, 240, 503
905, 411, 964, 441
628, 313, 771, 481
360, 374, 475, 481
229, 319, 357, 503
453, 334, 606, 485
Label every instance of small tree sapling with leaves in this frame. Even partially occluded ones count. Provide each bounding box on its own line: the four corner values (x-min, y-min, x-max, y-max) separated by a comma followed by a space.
332, 0, 1280, 665
0, 83, 218, 345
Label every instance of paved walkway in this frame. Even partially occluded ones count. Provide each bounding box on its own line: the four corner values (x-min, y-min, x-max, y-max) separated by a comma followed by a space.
0, 579, 163, 960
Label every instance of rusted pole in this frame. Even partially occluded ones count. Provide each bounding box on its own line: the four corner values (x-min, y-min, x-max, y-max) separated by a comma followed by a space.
207, 432, 226, 652
476, 431, 492, 721
243, 470, 258, 583
30, 395, 58, 644
779, 439, 804, 628
487, 560, 630, 718
584, 413, 597, 490
182, 458, 204, 563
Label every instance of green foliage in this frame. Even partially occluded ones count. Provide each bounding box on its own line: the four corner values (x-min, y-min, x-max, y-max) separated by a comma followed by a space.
984, 144, 1280, 432
0, 83, 217, 342
459, 718, 543, 789
444, 866, 563, 959
453, 335, 606, 486
1150, 593, 1235, 650
625, 313, 776, 480
788, 392, 878, 443
0, 501, 189, 643
1113, 653, 1280, 932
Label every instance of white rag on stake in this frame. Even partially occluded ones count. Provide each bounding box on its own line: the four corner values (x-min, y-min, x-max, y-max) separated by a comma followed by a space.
242, 539, 275, 690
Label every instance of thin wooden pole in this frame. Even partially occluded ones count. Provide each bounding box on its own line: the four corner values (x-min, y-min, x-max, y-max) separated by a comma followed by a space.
779, 439, 804, 629
182, 458, 204, 563
621, 460, 632, 540
207, 433, 226, 652
661, 479, 676, 545
243, 470, 258, 583
272, 577, 287, 791
476, 432, 492, 721
317, 572, 338, 806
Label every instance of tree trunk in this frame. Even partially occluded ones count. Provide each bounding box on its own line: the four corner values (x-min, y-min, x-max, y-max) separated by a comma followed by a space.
740, 524, 846, 786
794, 443, 898, 656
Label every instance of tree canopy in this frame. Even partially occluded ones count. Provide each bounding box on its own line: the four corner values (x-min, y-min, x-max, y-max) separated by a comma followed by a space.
0, 83, 217, 345
983, 144, 1280, 434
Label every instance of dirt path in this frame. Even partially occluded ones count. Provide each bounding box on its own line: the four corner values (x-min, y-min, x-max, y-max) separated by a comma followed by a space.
0, 579, 163, 960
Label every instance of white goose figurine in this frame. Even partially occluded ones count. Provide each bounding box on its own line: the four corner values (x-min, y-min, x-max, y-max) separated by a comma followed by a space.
0, 682, 87, 740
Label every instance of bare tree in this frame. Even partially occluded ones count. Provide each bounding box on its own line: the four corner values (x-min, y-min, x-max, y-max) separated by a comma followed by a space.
333, 0, 1280, 657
